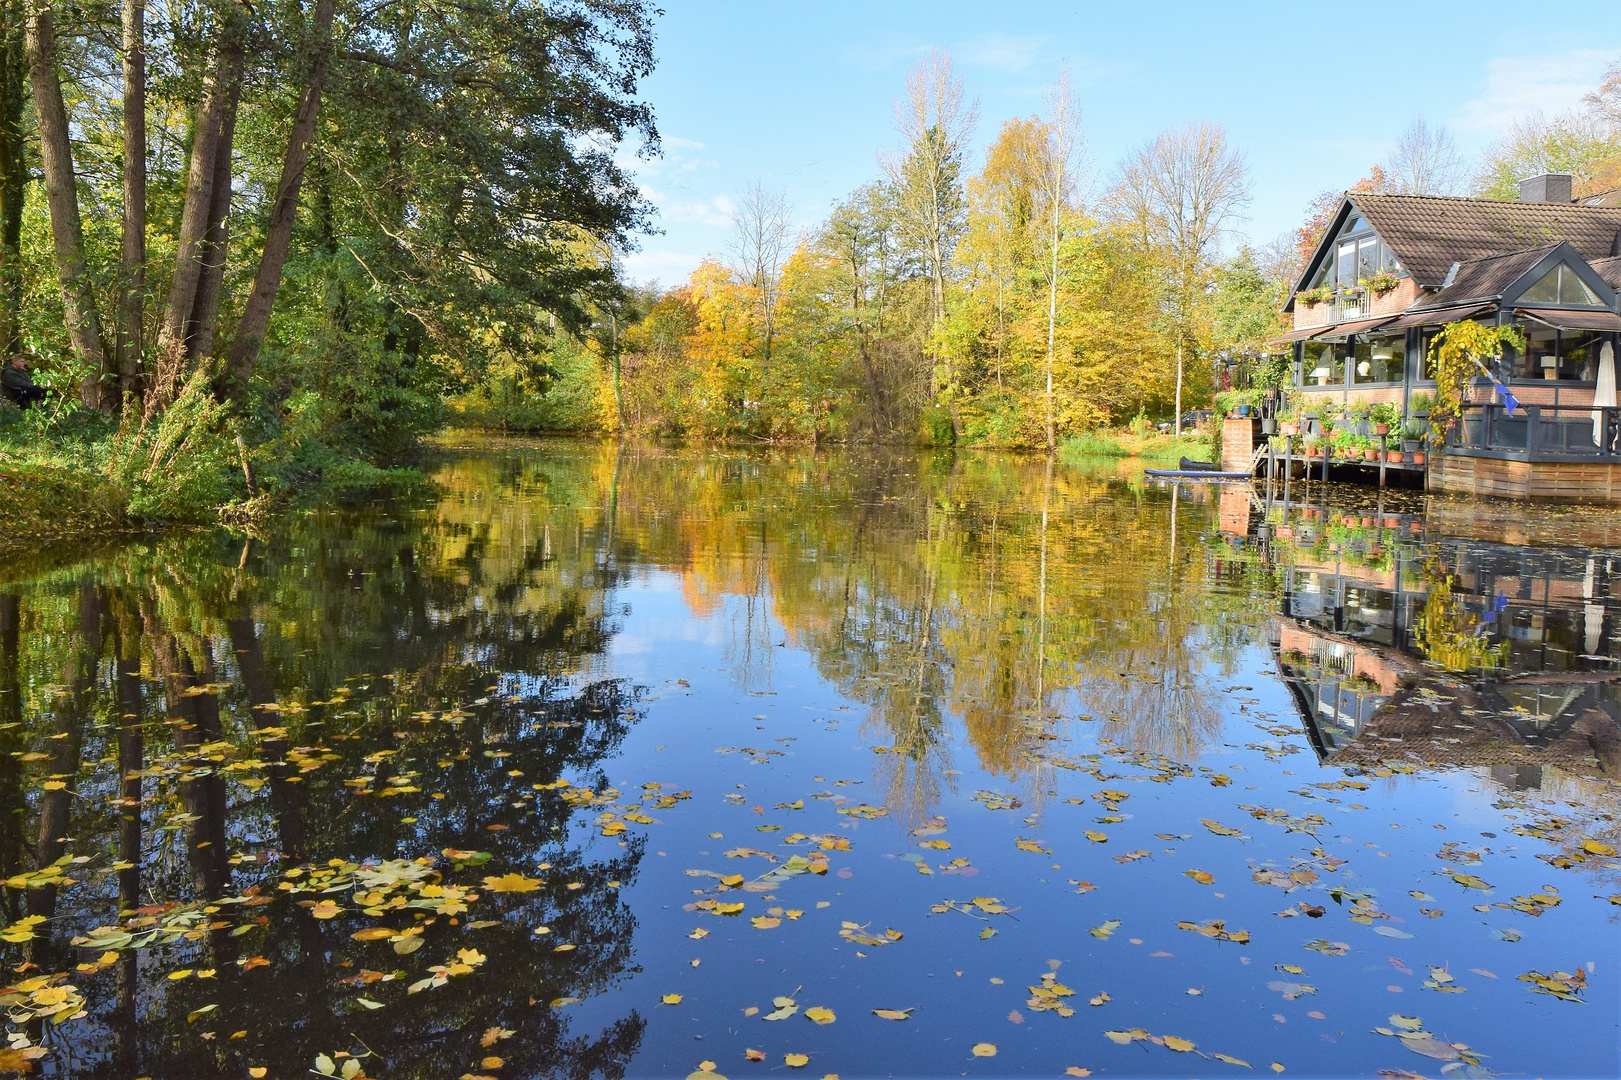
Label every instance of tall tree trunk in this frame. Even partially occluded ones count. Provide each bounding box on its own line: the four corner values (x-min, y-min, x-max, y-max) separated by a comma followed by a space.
23, 0, 109, 405
115, 0, 146, 403
148, 12, 245, 418
185, 83, 240, 362
0, 4, 26, 355
222, 0, 335, 401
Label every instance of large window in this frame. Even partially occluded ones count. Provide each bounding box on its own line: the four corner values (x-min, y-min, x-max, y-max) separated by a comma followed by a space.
1304, 342, 1343, 386
1518, 327, 1605, 381
1304, 221, 1406, 293
1519, 263, 1603, 307
1351, 336, 1402, 384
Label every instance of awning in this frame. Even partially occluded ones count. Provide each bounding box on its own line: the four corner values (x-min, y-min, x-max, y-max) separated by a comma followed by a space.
1270, 315, 1396, 345
1387, 303, 1494, 329
1316, 315, 1398, 339
1515, 308, 1621, 332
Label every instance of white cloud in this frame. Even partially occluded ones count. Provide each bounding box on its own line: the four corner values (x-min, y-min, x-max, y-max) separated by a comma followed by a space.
621, 248, 705, 288
1454, 48, 1617, 134
957, 33, 1049, 73
642, 188, 735, 228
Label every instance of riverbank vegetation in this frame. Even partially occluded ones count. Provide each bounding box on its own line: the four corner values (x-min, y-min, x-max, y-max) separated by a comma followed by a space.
0, 0, 659, 537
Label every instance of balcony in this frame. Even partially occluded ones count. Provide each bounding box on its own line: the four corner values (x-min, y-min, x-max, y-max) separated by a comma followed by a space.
1296, 291, 1370, 328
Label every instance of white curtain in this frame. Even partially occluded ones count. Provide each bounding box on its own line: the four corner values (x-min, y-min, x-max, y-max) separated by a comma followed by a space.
1592, 341, 1616, 449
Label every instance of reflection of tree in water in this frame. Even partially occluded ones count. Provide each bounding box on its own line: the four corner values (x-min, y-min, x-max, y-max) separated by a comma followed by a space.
1413, 555, 1511, 673
0, 496, 648, 1078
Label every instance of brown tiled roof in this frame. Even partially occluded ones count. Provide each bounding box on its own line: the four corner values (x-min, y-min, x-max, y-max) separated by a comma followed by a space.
1593, 255, 1621, 289
1348, 192, 1621, 287
1580, 188, 1621, 208
1420, 243, 1559, 307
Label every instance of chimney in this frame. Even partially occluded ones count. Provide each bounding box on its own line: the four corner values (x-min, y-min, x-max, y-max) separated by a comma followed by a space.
1519, 173, 1573, 203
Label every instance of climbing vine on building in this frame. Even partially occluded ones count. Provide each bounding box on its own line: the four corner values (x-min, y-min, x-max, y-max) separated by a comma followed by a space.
1425, 321, 1525, 441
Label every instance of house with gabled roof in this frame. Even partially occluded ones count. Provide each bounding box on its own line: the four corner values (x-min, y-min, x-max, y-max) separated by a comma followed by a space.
1276, 174, 1621, 499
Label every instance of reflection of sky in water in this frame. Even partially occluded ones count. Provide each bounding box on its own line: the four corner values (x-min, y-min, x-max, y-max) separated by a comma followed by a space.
0, 444, 1616, 1079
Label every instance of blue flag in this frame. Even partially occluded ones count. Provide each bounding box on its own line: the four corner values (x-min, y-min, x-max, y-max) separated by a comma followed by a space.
1493, 378, 1521, 416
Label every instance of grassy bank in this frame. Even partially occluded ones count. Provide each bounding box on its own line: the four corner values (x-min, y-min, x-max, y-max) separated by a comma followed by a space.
1057, 427, 1216, 466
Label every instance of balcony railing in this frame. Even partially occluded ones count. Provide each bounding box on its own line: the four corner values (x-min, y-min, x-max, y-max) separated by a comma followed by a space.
1296, 292, 1370, 328
1447, 403, 1621, 460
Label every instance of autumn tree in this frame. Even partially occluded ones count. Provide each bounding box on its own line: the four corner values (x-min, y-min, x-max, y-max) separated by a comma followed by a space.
1107, 122, 1250, 432
1383, 118, 1466, 196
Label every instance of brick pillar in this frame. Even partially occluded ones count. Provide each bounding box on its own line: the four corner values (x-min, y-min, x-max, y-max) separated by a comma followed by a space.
1220, 417, 1261, 472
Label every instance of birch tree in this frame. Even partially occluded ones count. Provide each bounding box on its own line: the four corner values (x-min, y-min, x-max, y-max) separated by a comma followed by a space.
728, 182, 792, 368
1383, 117, 1466, 196
885, 49, 976, 401
1036, 67, 1084, 451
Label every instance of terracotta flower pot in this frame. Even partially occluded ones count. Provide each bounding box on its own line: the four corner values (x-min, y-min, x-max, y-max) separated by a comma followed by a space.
1362, 450, 1377, 461
1281, 422, 1299, 436
1373, 424, 1390, 435
1384, 451, 1402, 463
1412, 453, 1426, 465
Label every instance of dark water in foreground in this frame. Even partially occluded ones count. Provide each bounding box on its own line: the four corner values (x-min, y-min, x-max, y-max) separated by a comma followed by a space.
0, 439, 1617, 1079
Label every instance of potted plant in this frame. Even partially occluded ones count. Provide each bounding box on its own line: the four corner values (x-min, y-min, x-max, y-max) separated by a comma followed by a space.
1370, 401, 1400, 435
1298, 284, 1332, 306
1280, 419, 1299, 436
1400, 418, 1425, 454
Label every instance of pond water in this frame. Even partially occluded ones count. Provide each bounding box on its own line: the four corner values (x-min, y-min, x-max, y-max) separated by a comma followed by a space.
0, 439, 1617, 1079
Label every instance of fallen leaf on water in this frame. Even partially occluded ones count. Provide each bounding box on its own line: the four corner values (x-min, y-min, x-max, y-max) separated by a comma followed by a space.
872, 1008, 913, 1020
745, 1049, 765, 1061
1088, 991, 1110, 1006
662, 994, 683, 1005
1201, 819, 1245, 838
804, 1007, 835, 1025
970, 1043, 996, 1057
1161, 1036, 1196, 1052
751, 917, 781, 929
1388, 1014, 1423, 1031
482, 873, 542, 893
1212, 1052, 1251, 1067
1065, 1070, 1091, 1078
1184, 870, 1215, 885
784, 1054, 809, 1068
310, 900, 343, 919
1270, 1065, 1284, 1074
1103, 1029, 1148, 1045
689, 928, 709, 940
352, 928, 395, 941
1581, 839, 1616, 856
250, 1070, 267, 1079
1084, 831, 1107, 843
1469, 968, 1497, 979
1088, 920, 1121, 939
1449, 873, 1491, 891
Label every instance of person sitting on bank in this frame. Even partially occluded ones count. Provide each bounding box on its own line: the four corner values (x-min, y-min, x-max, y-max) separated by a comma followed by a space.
2, 354, 48, 409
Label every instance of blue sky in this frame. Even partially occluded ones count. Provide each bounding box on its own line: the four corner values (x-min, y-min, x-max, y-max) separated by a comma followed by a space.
619, 1, 1620, 286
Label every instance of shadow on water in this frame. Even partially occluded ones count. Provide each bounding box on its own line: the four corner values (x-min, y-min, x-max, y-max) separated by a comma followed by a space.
0, 440, 1616, 1077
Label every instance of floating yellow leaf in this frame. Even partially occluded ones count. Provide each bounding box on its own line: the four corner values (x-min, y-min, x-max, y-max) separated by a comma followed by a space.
351, 928, 395, 941
250, 1070, 267, 1079
1103, 1029, 1148, 1045
1084, 831, 1107, 843
745, 1049, 766, 1061
970, 1043, 996, 1057
804, 1007, 835, 1025
168, 969, 193, 981
1065, 1070, 1091, 1078
1450, 872, 1491, 891
713, 902, 745, 916
482, 873, 542, 893
1162, 1035, 1196, 1052
1184, 870, 1215, 885
310, 900, 343, 919
784, 1054, 809, 1068
688, 928, 709, 939
1212, 1053, 1251, 1067
751, 916, 782, 929
1200, 819, 1244, 837
1581, 839, 1616, 857
662, 994, 683, 1005
872, 1008, 912, 1020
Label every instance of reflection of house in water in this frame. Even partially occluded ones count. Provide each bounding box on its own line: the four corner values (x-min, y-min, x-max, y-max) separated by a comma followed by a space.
1269, 532, 1621, 786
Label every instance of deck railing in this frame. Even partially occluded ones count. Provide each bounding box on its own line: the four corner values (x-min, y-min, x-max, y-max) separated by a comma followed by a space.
1447, 402, 1621, 459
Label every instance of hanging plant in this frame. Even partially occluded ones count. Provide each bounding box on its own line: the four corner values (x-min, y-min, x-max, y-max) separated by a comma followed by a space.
1298, 285, 1332, 306
1362, 270, 1399, 295
1424, 321, 1526, 442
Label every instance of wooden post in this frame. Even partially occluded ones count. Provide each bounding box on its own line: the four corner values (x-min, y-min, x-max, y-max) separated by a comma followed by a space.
1379, 452, 1386, 488
1282, 436, 1292, 511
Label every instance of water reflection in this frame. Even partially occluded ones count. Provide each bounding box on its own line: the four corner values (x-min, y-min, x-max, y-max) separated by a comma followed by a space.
1254, 486, 1621, 791
0, 442, 1617, 1076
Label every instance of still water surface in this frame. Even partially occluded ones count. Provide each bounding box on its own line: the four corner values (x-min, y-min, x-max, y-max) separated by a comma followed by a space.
0, 440, 1617, 1079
